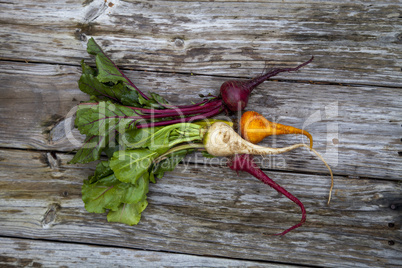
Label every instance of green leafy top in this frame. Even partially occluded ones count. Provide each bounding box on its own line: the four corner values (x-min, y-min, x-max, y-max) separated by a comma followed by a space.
75, 117, 205, 225
70, 37, 173, 165
80, 38, 169, 108
81, 161, 149, 225
87, 37, 130, 85
70, 38, 223, 226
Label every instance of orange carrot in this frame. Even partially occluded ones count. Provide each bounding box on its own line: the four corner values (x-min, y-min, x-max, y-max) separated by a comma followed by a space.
240, 111, 313, 149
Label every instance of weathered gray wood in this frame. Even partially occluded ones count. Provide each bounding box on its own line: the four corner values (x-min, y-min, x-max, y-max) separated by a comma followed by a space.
0, 61, 401, 180
0, 237, 291, 268
0, 0, 401, 87
0, 149, 401, 267
1, 0, 402, 267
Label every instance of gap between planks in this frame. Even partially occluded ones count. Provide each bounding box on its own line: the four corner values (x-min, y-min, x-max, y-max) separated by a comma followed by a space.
0, 236, 298, 268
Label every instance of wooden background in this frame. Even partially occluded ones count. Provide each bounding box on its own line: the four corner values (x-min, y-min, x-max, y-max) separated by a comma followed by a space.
0, 0, 401, 267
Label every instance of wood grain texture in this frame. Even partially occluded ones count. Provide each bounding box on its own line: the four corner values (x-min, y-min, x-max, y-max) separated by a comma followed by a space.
0, 0, 401, 87
1, 61, 401, 180
0, 237, 291, 268
1, 0, 402, 266
0, 149, 401, 267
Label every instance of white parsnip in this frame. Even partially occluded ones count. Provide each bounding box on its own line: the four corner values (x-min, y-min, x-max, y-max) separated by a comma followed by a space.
203, 122, 334, 204
204, 122, 307, 156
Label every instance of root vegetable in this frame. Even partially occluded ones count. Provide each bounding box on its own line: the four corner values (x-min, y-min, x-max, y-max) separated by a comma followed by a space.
204, 122, 309, 157
228, 154, 306, 236
240, 111, 313, 148
71, 38, 331, 232
203, 122, 333, 204
80, 38, 313, 130
220, 57, 314, 112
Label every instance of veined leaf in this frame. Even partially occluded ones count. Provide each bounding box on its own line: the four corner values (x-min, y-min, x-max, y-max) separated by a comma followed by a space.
122, 127, 164, 149
150, 92, 170, 106
107, 198, 148, 226
68, 134, 112, 164
79, 48, 140, 106
102, 144, 121, 158
120, 90, 140, 106
122, 123, 201, 155
120, 172, 149, 204
82, 174, 121, 213
75, 101, 140, 136
78, 73, 129, 103
138, 93, 170, 109
80, 60, 97, 76
124, 124, 176, 153
82, 173, 149, 214
88, 161, 114, 184
96, 54, 129, 84
85, 38, 149, 104
153, 149, 193, 179
86, 37, 128, 85
109, 149, 158, 184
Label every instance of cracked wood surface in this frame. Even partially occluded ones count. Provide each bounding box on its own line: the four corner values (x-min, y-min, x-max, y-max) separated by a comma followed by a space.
0, 0, 401, 267
0, 149, 401, 267
0, 60, 401, 180
0, 0, 401, 87
0, 237, 293, 268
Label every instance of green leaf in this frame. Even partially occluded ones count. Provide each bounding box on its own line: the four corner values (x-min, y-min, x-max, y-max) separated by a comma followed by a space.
153, 149, 193, 179
80, 60, 97, 76
68, 135, 111, 164
102, 144, 120, 158
138, 93, 170, 109
137, 94, 158, 108
109, 149, 158, 184
86, 38, 128, 85
107, 198, 148, 226
86, 37, 103, 56
122, 127, 163, 149
82, 174, 120, 213
126, 124, 175, 154
75, 101, 140, 136
88, 161, 114, 184
122, 123, 201, 155
120, 89, 140, 106
150, 92, 170, 106
96, 54, 129, 84
121, 172, 149, 204
78, 73, 130, 102
149, 172, 155, 183
82, 173, 149, 214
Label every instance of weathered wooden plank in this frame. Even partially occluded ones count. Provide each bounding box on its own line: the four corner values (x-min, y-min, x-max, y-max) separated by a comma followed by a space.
0, 61, 401, 180
0, 149, 401, 267
0, 0, 401, 87
0, 237, 290, 268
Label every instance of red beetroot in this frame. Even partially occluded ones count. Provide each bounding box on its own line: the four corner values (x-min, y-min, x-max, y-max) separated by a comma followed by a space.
228, 154, 306, 236
220, 56, 314, 112
83, 38, 314, 127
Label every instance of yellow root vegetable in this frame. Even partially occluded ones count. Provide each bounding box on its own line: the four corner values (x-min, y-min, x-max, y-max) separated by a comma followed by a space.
240, 111, 313, 148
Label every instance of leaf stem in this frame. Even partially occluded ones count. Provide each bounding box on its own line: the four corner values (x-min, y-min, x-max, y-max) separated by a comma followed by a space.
154, 143, 205, 163
126, 99, 222, 114
136, 105, 224, 129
